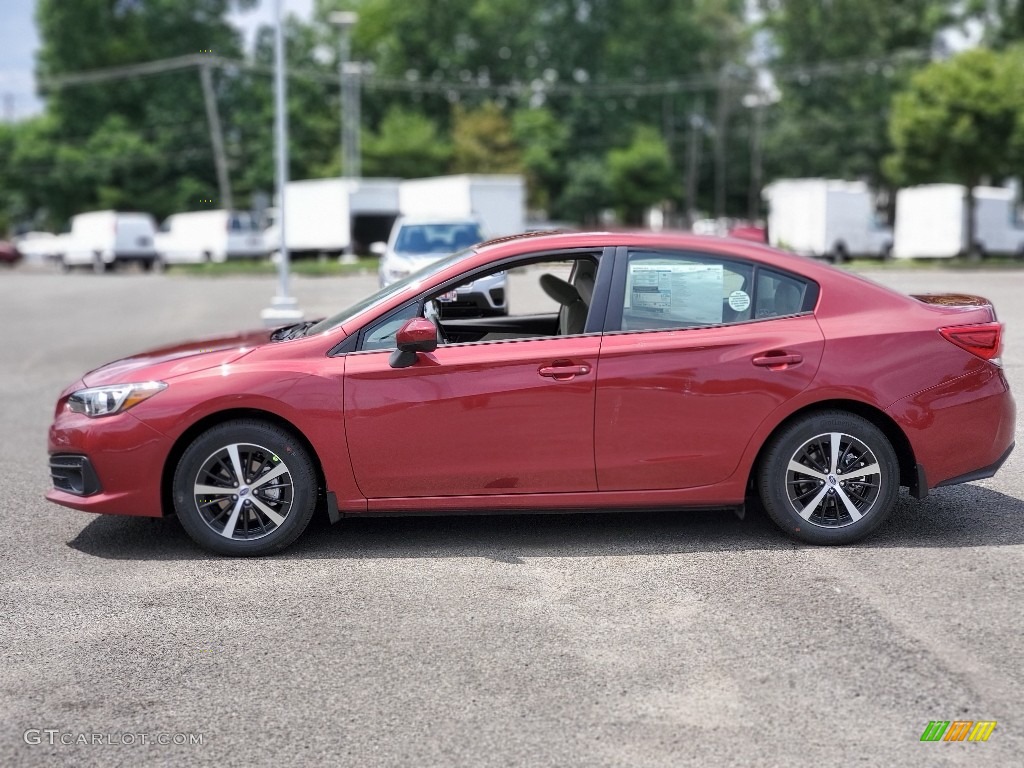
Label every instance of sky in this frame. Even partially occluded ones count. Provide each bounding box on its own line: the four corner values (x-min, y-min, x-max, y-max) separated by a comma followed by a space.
0, 0, 314, 122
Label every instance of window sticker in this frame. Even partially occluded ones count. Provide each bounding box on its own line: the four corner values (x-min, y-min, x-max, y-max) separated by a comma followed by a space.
728, 289, 751, 312
626, 262, 724, 325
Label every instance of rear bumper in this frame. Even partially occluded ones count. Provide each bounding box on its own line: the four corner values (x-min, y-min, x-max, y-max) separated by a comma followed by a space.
935, 441, 1015, 489
887, 365, 1016, 492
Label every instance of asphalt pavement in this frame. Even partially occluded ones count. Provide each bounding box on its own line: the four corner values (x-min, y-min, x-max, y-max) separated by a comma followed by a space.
1, 263, 1022, 767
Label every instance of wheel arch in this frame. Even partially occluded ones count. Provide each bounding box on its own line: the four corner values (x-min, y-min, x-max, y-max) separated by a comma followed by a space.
746, 398, 918, 494
160, 407, 329, 519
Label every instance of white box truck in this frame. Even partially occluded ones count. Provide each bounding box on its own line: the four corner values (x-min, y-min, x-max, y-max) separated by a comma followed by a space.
892, 184, 1024, 259
155, 210, 265, 265
264, 178, 401, 257
60, 211, 158, 272
762, 178, 891, 261
398, 175, 526, 239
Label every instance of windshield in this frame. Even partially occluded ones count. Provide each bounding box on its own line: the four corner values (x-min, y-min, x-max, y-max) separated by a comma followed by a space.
395, 223, 483, 255
306, 247, 476, 335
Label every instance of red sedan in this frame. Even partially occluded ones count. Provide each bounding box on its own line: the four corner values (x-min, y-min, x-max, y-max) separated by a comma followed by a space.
47, 232, 1015, 555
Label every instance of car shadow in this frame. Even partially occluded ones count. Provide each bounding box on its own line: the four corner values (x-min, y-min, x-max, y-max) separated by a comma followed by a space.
66, 483, 1024, 562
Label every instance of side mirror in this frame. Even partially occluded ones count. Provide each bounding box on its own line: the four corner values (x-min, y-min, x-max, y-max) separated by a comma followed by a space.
389, 317, 438, 368
370, 241, 387, 256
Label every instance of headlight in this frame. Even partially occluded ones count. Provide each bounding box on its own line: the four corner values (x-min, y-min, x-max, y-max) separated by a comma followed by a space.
67, 381, 167, 418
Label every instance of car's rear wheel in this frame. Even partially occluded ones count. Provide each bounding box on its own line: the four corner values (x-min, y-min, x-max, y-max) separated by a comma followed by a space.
758, 411, 899, 544
172, 420, 318, 556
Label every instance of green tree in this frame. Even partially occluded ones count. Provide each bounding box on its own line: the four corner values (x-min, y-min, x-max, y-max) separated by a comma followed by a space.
607, 126, 674, 225
34, 0, 254, 218
757, 0, 953, 190
451, 101, 521, 173
886, 46, 1024, 258
555, 155, 613, 225
362, 106, 451, 178
342, 0, 747, 210
3, 116, 89, 229
234, 17, 339, 193
512, 106, 569, 212
963, 0, 1024, 47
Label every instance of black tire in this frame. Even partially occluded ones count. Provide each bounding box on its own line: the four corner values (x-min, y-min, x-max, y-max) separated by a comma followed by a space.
172, 419, 319, 556
757, 410, 899, 545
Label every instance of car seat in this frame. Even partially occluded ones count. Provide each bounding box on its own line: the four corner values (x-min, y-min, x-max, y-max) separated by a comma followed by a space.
540, 274, 587, 335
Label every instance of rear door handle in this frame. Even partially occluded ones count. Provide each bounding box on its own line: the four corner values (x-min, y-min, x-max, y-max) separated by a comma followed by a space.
539, 363, 591, 380
752, 353, 803, 368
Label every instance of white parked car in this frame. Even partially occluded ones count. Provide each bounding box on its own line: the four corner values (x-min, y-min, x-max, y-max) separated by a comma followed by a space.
13, 232, 62, 264
61, 211, 158, 273
373, 217, 506, 316
155, 210, 266, 265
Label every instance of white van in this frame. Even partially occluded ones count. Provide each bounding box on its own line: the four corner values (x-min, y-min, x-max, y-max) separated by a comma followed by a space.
762, 179, 892, 261
61, 211, 158, 272
893, 184, 1024, 258
155, 210, 266, 265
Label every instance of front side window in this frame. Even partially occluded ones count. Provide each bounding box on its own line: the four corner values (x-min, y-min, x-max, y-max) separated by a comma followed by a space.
353, 253, 602, 352
614, 250, 813, 332
360, 302, 422, 351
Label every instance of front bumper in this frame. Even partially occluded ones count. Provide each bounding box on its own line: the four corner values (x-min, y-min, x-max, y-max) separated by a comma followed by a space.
45, 406, 172, 517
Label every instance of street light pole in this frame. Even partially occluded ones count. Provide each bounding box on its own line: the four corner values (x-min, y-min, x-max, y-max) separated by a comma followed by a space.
330, 11, 360, 179
261, 0, 302, 327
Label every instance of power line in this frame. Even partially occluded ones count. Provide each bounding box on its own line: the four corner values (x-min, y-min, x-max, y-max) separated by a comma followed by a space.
37, 48, 933, 100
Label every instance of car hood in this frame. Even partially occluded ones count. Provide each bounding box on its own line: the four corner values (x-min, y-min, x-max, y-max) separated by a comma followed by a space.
82, 328, 269, 387
394, 252, 451, 268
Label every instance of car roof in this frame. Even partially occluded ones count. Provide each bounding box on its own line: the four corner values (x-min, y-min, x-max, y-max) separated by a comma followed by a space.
473, 230, 807, 269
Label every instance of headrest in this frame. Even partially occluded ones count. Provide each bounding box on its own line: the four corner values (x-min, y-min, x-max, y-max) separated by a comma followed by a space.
774, 281, 803, 314
540, 273, 581, 306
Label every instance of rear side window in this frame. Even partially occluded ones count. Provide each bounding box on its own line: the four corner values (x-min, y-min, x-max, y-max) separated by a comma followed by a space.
754, 269, 809, 319
613, 249, 814, 332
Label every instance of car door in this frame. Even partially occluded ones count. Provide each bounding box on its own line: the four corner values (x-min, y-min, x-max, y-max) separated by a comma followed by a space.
343, 257, 604, 499
594, 247, 825, 491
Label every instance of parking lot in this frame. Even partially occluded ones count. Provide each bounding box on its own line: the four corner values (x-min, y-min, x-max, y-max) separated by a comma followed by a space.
2, 265, 1023, 767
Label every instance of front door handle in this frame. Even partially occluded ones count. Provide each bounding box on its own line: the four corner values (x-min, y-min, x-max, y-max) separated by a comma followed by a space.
539, 362, 591, 380
752, 353, 803, 368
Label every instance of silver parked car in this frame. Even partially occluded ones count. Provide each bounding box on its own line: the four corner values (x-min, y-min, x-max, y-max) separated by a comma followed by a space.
373, 217, 507, 316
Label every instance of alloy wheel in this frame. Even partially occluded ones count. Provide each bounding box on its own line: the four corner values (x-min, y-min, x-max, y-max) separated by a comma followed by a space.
785, 431, 882, 528
192, 442, 294, 540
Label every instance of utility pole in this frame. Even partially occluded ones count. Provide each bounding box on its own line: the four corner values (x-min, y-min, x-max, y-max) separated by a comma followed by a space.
748, 95, 765, 222
260, 0, 302, 327
199, 62, 233, 210
713, 68, 732, 221
2, 93, 13, 122
684, 97, 705, 227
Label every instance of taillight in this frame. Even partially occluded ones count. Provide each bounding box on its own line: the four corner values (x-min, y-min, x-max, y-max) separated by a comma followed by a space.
940, 322, 1003, 363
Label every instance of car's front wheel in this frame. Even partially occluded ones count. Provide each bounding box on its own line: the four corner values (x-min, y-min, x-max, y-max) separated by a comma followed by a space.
172, 420, 318, 556
758, 411, 899, 545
